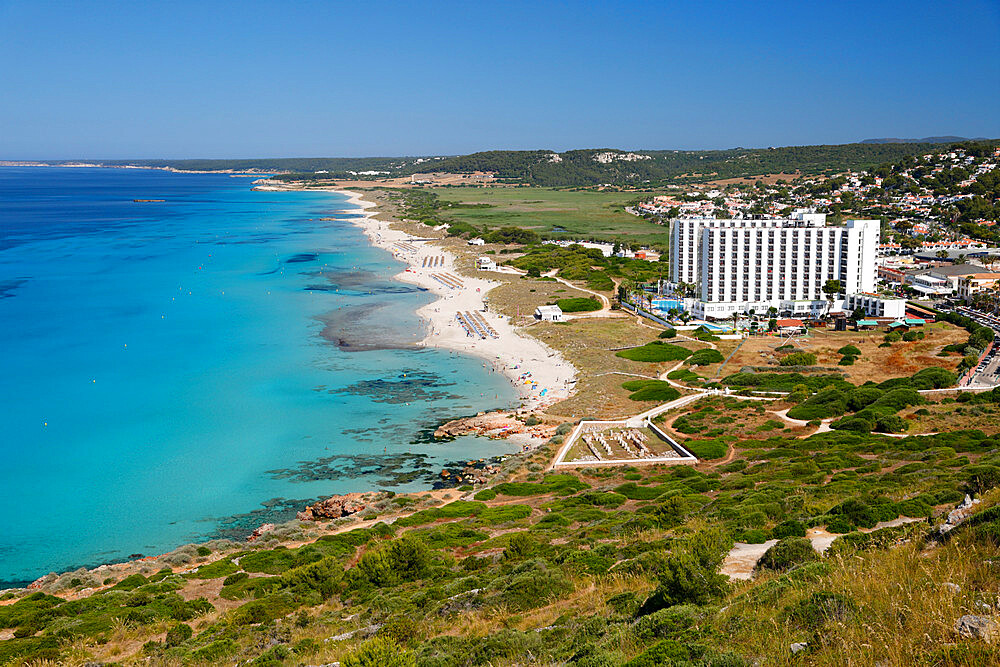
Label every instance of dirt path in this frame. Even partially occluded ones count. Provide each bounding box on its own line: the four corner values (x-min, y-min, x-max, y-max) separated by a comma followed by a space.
720, 517, 925, 580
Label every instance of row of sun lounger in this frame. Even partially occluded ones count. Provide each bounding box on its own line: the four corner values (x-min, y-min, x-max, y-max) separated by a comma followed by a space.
394, 242, 419, 253
465, 310, 499, 338
456, 311, 482, 339
421, 255, 446, 268
431, 273, 463, 289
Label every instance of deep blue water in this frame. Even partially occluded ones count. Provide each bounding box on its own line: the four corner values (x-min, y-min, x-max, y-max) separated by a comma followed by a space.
0, 167, 516, 586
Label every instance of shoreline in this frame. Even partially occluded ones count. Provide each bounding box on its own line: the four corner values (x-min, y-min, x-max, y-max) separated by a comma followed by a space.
260, 182, 578, 414
2, 180, 576, 593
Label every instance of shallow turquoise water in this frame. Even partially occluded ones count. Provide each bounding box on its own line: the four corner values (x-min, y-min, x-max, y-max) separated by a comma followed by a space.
0, 167, 516, 586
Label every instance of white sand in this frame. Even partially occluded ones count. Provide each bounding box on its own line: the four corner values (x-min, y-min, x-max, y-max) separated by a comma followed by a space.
259, 185, 578, 411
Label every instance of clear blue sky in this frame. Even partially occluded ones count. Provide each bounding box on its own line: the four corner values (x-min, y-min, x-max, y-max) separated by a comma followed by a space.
1, 0, 998, 158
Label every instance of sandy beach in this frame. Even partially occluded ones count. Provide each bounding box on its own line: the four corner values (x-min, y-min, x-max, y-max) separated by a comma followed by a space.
255, 183, 577, 413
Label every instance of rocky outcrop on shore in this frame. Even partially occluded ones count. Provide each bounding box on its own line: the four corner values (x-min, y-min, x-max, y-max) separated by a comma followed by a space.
297, 493, 370, 521
434, 411, 556, 440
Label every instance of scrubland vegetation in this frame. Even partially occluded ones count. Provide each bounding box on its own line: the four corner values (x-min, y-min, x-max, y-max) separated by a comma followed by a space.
4, 374, 1000, 665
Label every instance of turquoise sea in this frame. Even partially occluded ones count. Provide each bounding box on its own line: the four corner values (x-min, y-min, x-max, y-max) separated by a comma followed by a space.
0, 167, 516, 587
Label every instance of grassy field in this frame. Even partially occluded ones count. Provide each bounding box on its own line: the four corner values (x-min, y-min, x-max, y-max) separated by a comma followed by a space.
430, 186, 669, 246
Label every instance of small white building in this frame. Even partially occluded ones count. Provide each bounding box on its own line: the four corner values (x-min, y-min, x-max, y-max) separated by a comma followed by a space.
468, 238, 485, 246
476, 256, 497, 271
535, 305, 564, 322
841, 293, 907, 319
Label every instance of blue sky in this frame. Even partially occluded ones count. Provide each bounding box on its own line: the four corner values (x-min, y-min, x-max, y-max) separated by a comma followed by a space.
1, 0, 998, 158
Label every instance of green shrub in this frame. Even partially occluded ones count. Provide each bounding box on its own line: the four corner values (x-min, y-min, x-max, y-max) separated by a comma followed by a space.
342, 638, 416, 667
353, 536, 431, 587
556, 297, 601, 312
829, 498, 879, 529
474, 488, 497, 501
837, 345, 862, 356
826, 517, 854, 533
615, 483, 666, 500
616, 342, 694, 363
658, 328, 677, 339
755, 537, 819, 573
742, 529, 768, 544
723, 372, 850, 393
623, 640, 690, 666
832, 416, 873, 433
681, 438, 727, 459
772, 519, 807, 539
838, 356, 855, 366
884, 332, 902, 343
687, 349, 724, 366
395, 501, 485, 527
478, 504, 532, 524
874, 414, 908, 433
639, 531, 729, 614
222, 572, 248, 586
494, 474, 588, 496
870, 387, 923, 410
497, 560, 574, 611
621, 380, 681, 402
846, 387, 883, 411
779, 352, 817, 366
962, 465, 1000, 495
784, 591, 857, 628
787, 387, 849, 420
164, 623, 192, 647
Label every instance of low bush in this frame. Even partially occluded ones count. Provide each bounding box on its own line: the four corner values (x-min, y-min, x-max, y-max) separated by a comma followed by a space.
681, 438, 727, 460
478, 504, 532, 524
772, 519, 807, 538
621, 380, 681, 402
623, 640, 690, 666
779, 352, 817, 366
616, 343, 693, 363
658, 328, 677, 339
784, 591, 857, 628
164, 623, 192, 647
556, 297, 601, 313
787, 387, 848, 420
755, 537, 819, 573
494, 474, 589, 496
615, 482, 666, 500
686, 349, 724, 366
342, 638, 415, 667
496, 560, 574, 611
874, 414, 908, 433
837, 345, 862, 356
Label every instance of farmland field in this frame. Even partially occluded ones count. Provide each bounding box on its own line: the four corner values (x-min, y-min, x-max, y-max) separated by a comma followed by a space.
430, 186, 669, 246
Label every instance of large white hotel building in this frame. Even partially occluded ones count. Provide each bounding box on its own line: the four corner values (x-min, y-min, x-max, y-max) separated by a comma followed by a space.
669, 211, 880, 319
